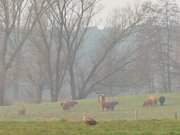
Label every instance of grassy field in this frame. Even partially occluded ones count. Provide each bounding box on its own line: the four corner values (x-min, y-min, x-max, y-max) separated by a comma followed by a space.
0, 93, 179, 121
0, 93, 179, 134
0, 120, 180, 135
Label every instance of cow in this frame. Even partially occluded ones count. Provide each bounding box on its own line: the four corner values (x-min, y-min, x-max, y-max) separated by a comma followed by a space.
143, 99, 154, 107
143, 96, 158, 107
98, 95, 118, 111
148, 96, 158, 105
101, 101, 119, 111
159, 96, 166, 106
18, 106, 26, 116
60, 100, 78, 111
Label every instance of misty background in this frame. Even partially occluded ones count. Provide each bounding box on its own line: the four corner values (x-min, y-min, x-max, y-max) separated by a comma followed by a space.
0, 0, 179, 105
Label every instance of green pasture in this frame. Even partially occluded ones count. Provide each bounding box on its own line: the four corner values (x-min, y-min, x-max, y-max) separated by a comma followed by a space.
0, 93, 179, 121
0, 120, 179, 135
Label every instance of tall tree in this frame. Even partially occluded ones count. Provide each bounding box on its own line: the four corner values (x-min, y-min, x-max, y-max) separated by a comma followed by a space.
32, 0, 68, 102
68, 3, 149, 99
143, 0, 180, 92
0, 0, 48, 105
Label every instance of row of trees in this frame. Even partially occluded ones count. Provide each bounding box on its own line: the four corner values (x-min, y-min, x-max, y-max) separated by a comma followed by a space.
0, 0, 179, 105
134, 0, 180, 93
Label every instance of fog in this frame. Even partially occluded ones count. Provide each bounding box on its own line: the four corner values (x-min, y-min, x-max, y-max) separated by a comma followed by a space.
0, 0, 179, 106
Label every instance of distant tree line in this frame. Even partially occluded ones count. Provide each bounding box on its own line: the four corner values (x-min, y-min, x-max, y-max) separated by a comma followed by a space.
0, 0, 179, 105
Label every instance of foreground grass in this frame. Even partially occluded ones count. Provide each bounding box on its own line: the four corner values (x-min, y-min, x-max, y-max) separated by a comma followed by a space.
0, 120, 179, 135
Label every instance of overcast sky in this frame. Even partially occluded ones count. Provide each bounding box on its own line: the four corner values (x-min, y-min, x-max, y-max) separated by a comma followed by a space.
96, 0, 180, 28
95, 0, 147, 28
101, 0, 145, 13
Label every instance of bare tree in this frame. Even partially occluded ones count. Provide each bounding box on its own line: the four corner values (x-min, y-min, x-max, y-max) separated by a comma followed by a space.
67, 3, 149, 99
32, 0, 68, 102
0, 0, 48, 105
42, 0, 98, 100
140, 0, 180, 92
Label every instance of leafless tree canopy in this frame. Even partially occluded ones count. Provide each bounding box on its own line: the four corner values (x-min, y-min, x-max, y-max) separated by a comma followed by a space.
0, 0, 179, 105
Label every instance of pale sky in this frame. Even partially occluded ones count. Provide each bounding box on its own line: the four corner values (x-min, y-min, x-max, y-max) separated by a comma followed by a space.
95, 0, 147, 28
101, 0, 145, 13
96, 0, 180, 28
100, 0, 180, 17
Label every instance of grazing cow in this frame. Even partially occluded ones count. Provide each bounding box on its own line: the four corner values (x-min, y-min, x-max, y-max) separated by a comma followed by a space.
143, 96, 158, 107
83, 114, 97, 126
143, 99, 154, 107
148, 96, 158, 105
60, 100, 78, 111
102, 101, 119, 111
159, 96, 166, 106
98, 95, 118, 111
18, 106, 26, 116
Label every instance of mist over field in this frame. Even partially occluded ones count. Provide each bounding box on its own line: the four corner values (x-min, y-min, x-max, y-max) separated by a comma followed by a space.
0, 0, 180, 134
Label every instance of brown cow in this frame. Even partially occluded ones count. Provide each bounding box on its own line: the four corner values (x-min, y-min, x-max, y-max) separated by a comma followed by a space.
18, 106, 26, 116
143, 99, 154, 107
143, 96, 158, 107
148, 96, 158, 105
61, 101, 78, 111
98, 95, 118, 111
102, 101, 119, 111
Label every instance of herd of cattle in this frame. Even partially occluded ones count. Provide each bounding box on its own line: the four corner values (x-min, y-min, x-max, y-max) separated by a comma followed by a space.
59, 95, 166, 125
60, 95, 166, 112
60, 95, 119, 111
17, 95, 166, 125
143, 96, 166, 107
18, 95, 166, 115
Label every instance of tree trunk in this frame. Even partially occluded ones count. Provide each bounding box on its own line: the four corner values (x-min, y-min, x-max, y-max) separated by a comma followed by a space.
167, 64, 171, 92
69, 65, 77, 100
13, 81, 20, 101
70, 85, 77, 100
77, 88, 91, 99
50, 82, 62, 102
77, 92, 87, 99
50, 86, 59, 102
166, 2, 172, 93
51, 92, 59, 102
0, 70, 6, 106
36, 87, 43, 104
161, 72, 168, 93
